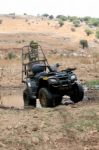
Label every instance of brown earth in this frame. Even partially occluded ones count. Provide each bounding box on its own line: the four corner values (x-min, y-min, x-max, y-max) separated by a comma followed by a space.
0, 15, 99, 150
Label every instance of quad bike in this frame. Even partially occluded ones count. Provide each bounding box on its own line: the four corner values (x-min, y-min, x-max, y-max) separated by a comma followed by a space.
22, 41, 84, 107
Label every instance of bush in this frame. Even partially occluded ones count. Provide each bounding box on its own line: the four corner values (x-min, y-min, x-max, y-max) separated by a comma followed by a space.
7, 52, 16, 59
87, 18, 99, 27
85, 28, 93, 36
96, 30, 99, 39
91, 19, 99, 27
68, 16, 78, 22
80, 39, 88, 49
56, 15, 67, 21
83, 16, 91, 22
73, 20, 80, 27
58, 20, 64, 27
71, 27, 76, 32
49, 15, 54, 20
42, 13, 49, 17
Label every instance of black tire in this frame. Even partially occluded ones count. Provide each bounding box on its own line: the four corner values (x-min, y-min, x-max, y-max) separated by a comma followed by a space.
70, 83, 84, 103
23, 89, 36, 107
38, 88, 53, 107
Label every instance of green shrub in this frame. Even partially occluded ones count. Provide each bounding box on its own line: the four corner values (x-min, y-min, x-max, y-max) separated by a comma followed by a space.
7, 52, 16, 59
56, 15, 67, 21
58, 20, 64, 27
42, 13, 49, 17
85, 28, 93, 36
73, 20, 80, 27
68, 16, 78, 22
91, 19, 99, 27
86, 80, 99, 88
83, 16, 91, 22
96, 30, 99, 39
80, 39, 88, 49
87, 18, 99, 27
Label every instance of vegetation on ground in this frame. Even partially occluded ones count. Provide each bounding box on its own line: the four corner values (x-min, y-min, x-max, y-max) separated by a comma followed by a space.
80, 39, 88, 49
85, 28, 93, 36
96, 30, 99, 39
73, 20, 80, 27
7, 52, 16, 59
58, 19, 64, 27
86, 80, 99, 88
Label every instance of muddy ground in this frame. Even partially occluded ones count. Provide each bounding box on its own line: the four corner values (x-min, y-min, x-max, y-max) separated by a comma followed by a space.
0, 85, 99, 150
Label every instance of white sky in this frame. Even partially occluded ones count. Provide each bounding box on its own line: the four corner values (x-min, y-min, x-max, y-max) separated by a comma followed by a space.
0, 0, 98, 17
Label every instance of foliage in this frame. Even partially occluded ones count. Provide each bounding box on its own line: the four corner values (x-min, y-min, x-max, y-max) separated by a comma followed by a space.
83, 16, 91, 22
86, 18, 99, 27
42, 13, 49, 17
58, 20, 64, 27
95, 30, 99, 39
49, 15, 54, 20
68, 16, 78, 22
80, 39, 88, 49
56, 15, 67, 21
73, 20, 80, 27
85, 28, 93, 36
86, 80, 99, 88
90, 18, 99, 27
7, 52, 16, 59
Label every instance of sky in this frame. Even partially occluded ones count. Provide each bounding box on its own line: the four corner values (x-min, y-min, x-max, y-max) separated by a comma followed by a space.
0, 0, 98, 18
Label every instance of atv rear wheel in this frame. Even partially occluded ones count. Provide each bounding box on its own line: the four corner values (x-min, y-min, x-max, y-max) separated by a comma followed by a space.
38, 88, 53, 107
70, 83, 84, 103
23, 89, 36, 107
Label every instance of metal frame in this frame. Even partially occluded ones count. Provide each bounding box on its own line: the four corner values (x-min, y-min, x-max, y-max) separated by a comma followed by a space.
22, 45, 49, 83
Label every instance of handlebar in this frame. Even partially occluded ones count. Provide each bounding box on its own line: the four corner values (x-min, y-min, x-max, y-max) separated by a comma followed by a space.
62, 67, 77, 72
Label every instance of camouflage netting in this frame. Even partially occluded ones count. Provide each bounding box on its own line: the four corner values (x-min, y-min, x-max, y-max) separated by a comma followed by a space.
29, 41, 39, 61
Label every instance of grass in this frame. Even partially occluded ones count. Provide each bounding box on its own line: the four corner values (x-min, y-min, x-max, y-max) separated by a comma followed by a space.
63, 108, 99, 132
86, 80, 99, 88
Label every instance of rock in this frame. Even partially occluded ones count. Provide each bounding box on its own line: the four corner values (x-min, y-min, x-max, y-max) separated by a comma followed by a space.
32, 137, 39, 145
62, 95, 74, 105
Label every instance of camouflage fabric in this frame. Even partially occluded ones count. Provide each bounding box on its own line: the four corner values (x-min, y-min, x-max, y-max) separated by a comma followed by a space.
29, 41, 39, 61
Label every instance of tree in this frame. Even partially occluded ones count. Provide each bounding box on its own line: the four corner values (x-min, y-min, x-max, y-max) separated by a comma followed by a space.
85, 28, 93, 36
58, 20, 64, 27
80, 39, 88, 49
56, 15, 67, 21
49, 15, 54, 20
42, 13, 49, 17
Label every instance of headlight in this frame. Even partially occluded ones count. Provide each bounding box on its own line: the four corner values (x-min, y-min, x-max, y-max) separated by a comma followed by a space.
28, 82, 31, 87
49, 78, 58, 84
71, 75, 76, 80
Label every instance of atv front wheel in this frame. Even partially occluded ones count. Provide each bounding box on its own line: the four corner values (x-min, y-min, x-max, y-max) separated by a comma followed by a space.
38, 88, 53, 107
70, 83, 84, 103
23, 89, 36, 107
